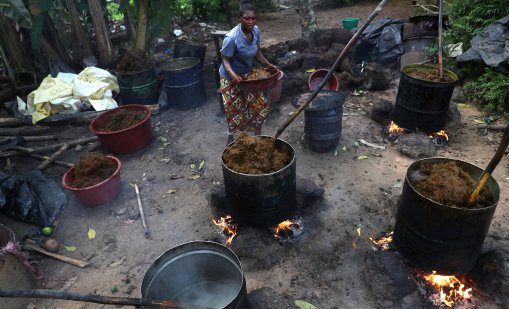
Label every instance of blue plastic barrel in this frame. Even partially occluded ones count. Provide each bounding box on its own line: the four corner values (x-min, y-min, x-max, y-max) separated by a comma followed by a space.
162, 57, 206, 110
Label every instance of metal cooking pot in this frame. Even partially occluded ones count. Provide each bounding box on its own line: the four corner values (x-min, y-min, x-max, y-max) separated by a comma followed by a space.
141, 241, 247, 309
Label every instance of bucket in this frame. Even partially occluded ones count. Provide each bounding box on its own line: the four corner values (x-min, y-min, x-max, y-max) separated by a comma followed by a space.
268, 70, 284, 103
342, 18, 360, 30
90, 105, 152, 154
221, 136, 296, 227
61, 156, 122, 207
174, 39, 207, 69
162, 57, 206, 110
393, 64, 458, 133
141, 241, 247, 309
116, 67, 159, 105
308, 69, 340, 92
393, 158, 500, 274
0, 225, 35, 308
304, 91, 345, 152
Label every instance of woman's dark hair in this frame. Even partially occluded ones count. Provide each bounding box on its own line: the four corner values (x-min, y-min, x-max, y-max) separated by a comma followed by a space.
238, 0, 256, 16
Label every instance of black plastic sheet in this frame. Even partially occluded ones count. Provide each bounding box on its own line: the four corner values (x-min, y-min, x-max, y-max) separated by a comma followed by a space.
0, 168, 67, 227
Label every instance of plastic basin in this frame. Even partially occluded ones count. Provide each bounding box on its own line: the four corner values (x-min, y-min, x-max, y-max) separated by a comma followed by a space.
308, 69, 340, 91
62, 156, 121, 206
268, 70, 284, 103
90, 105, 152, 154
342, 18, 360, 30
239, 68, 280, 93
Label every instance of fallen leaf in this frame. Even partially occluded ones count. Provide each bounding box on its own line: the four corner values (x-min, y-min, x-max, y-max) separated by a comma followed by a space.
111, 286, 119, 293
473, 118, 485, 124
64, 245, 76, 252
160, 157, 170, 163
393, 182, 402, 188
87, 228, 96, 240
305, 68, 316, 73
342, 146, 347, 151
62, 276, 78, 290
190, 163, 196, 170
124, 219, 135, 224
457, 103, 469, 108
158, 136, 168, 142
188, 175, 201, 180
334, 150, 338, 156
166, 188, 178, 194
295, 300, 317, 309
357, 155, 369, 160
354, 141, 360, 147
352, 242, 358, 248
109, 257, 126, 267
356, 224, 362, 236
198, 160, 205, 170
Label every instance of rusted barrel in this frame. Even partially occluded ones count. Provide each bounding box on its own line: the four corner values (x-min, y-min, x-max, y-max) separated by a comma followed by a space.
221, 136, 296, 227
393, 158, 500, 274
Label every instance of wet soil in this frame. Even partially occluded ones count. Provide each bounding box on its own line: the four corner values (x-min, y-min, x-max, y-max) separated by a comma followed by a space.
97, 109, 147, 132
71, 154, 117, 188
222, 132, 292, 174
116, 49, 153, 73
407, 67, 456, 83
412, 161, 494, 208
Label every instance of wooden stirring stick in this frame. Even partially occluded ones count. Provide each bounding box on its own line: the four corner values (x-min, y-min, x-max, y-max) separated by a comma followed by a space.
0, 288, 212, 309
466, 123, 509, 207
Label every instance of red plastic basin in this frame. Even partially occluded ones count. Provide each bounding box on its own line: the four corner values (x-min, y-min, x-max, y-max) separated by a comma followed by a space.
62, 156, 121, 207
90, 105, 152, 154
308, 69, 340, 91
269, 70, 284, 103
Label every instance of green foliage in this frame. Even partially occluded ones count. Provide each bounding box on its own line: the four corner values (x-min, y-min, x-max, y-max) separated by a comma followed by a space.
0, 0, 32, 28
106, 0, 124, 21
445, 0, 509, 48
463, 67, 509, 113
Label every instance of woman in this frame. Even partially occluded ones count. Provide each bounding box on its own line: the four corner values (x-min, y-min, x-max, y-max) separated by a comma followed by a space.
219, 1, 278, 144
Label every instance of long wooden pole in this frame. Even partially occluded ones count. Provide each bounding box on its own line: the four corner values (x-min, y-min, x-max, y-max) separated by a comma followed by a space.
438, 0, 444, 80
0, 288, 211, 308
273, 0, 391, 139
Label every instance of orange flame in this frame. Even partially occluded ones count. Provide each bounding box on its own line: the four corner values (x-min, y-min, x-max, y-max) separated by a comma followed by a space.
369, 232, 393, 251
388, 121, 405, 135
274, 219, 301, 238
429, 130, 449, 141
212, 215, 238, 245
422, 271, 473, 307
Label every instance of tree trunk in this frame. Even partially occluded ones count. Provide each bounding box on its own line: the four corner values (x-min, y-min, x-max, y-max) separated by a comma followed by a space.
124, 7, 137, 43
297, 0, 318, 37
0, 16, 35, 85
134, 0, 149, 51
42, 13, 76, 68
87, 0, 116, 67
65, 0, 94, 61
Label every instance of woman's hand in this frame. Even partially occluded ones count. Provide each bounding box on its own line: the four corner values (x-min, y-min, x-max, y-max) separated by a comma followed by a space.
231, 74, 243, 85
265, 63, 279, 74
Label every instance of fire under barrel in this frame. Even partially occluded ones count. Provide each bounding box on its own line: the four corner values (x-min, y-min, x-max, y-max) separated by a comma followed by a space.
221, 136, 296, 227
394, 158, 500, 274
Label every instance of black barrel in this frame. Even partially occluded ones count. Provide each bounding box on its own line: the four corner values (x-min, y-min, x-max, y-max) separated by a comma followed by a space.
174, 39, 207, 69
301, 91, 345, 153
393, 64, 458, 133
141, 241, 247, 309
394, 158, 500, 274
222, 136, 296, 227
117, 66, 159, 105
162, 57, 206, 110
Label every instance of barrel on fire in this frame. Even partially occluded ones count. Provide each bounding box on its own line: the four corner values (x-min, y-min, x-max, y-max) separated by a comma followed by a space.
303, 91, 345, 152
394, 158, 499, 274
392, 64, 458, 133
162, 57, 206, 110
221, 136, 296, 227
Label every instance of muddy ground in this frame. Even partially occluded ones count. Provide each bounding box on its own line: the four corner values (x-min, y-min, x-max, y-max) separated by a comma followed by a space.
2, 1, 509, 308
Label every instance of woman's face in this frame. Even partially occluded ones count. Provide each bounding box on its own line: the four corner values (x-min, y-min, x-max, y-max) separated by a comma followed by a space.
240, 10, 256, 31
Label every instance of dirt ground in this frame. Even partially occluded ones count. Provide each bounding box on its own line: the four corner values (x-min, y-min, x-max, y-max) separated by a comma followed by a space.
2, 1, 509, 308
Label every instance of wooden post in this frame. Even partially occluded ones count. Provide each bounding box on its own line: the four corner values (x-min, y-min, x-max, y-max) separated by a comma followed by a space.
87, 0, 116, 67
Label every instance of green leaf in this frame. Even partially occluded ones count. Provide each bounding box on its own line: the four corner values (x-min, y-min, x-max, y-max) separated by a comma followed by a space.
357, 155, 369, 160
111, 286, 119, 293
198, 160, 205, 170
30, 14, 43, 49
472, 118, 485, 124
148, 0, 175, 40
295, 300, 317, 309
190, 163, 195, 170
64, 245, 76, 252
0, 0, 32, 28
87, 228, 96, 240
